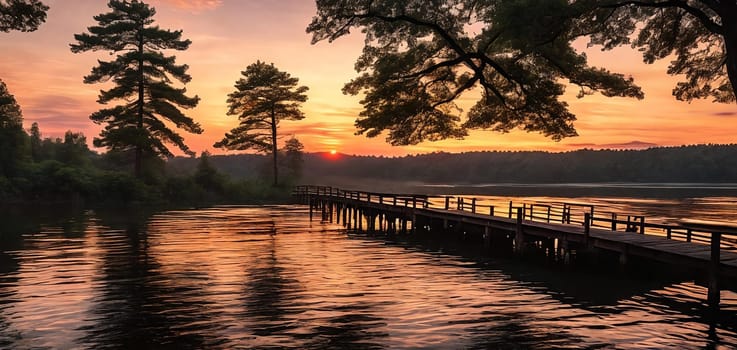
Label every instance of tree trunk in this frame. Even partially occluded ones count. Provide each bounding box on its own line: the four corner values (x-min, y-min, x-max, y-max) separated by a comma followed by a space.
135, 26, 145, 178
271, 108, 278, 187
723, 4, 737, 101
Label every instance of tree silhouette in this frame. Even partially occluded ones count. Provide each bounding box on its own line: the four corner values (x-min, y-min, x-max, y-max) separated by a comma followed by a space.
214, 61, 308, 186
71, 0, 202, 178
308, 0, 644, 145
281, 136, 304, 182
28, 121, 40, 161
583, 0, 737, 103
0, 79, 28, 177
0, 79, 21, 128
0, 0, 48, 32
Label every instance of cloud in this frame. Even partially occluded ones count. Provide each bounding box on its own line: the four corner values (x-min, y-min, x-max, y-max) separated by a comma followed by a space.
712, 111, 736, 117
566, 141, 659, 150
23, 95, 92, 131
154, 0, 223, 12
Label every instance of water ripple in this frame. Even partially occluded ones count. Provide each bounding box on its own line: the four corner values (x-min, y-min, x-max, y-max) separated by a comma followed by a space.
0, 205, 734, 349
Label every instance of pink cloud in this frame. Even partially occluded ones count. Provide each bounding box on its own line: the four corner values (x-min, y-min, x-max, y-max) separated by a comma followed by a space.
154, 0, 223, 11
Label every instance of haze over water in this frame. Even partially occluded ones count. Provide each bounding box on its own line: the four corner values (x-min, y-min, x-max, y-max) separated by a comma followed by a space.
1, 201, 736, 349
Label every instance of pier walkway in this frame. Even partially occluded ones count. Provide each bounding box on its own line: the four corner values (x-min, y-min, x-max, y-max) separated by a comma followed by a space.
293, 185, 737, 307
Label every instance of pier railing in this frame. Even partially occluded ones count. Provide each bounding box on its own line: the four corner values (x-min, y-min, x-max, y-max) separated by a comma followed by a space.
293, 185, 737, 253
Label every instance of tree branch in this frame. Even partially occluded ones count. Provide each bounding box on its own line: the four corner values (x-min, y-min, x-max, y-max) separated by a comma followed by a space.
602, 0, 722, 34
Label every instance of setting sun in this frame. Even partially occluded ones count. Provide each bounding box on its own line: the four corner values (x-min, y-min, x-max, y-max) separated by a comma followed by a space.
330, 149, 337, 155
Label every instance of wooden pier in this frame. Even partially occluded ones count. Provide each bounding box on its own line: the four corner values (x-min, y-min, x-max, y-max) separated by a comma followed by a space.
293, 185, 737, 308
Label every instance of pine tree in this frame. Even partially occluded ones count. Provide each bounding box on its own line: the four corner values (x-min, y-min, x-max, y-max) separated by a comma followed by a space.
29, 121, 40, 161
0, 0, 48, 32
214, 61, 308, 186
71, 0, 202, 177
0, 79, 28, 176
282, 136, 304, 182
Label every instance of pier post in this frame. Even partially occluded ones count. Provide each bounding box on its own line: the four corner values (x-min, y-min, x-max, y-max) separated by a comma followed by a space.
358, 210, 363, 231
584, 213, 591, 247
471, 198, 476, 213
352, 207, 356, 229
522, 204, 527, 220
343, 205, 348, 227
515, 207, 525, 254
445, 196, 450, 210
336, 203, 341, 224
708, 231, 721, 309
611, 213, 617, 231
484, 226, 491, 248
346, 206, 351, 228
309, 196, 313, 221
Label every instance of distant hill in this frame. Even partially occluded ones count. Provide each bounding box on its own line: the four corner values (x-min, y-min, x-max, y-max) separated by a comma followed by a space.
167, 144, 737, 187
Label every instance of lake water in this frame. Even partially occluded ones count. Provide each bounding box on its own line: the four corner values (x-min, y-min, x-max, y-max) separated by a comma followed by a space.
1, 201, 737, 349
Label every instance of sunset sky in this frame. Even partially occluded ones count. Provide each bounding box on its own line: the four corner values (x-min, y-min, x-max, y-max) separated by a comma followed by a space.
1, 0, 735, 157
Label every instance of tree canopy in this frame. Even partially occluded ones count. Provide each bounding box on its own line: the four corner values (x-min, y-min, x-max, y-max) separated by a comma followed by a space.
308, 1, 737, 146
0, 78, 22, 128
583, 0, 737, 103
307, 0, 645, 146
0, 0, 48, 32
0, 79, 27, 176
214, 61, 308, 186
71, 0, 202, 177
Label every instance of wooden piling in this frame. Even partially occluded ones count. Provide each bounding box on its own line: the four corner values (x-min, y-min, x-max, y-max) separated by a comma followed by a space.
309, 196, 313, 221
611, 213, 617, 231
515, 207, 524, 254
709, 231, 721, 308
584, 213, 591, 247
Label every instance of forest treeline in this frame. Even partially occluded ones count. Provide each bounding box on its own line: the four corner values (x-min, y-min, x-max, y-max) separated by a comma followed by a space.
305, 145, 737, 184
0, 123, 302, 204
170, 144, 737, 185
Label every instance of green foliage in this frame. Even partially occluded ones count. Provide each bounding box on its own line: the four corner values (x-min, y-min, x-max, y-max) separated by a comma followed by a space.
194, 151, 227, 194
0, 79, 22, 128
299, 144, 737, 184
71, 0, 202, 177
214, 61, 308, 186
280, 136, 304, 184
308, 0, 644, 145
0, 79, 29, 177
583, 0, 737, 103
95, 171, 151, 202
28, 122, 41, 161
0, 0, 48, 32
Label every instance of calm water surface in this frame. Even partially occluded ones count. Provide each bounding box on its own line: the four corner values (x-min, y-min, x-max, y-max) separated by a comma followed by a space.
1, 202, 736, 349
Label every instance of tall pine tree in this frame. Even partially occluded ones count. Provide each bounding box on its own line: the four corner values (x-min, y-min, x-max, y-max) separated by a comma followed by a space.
214, 61, 308, 186
71, 0, 202, 177
0, 79, 28, 177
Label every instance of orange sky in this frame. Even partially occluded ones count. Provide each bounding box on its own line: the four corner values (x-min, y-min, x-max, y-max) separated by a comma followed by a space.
1, 0, 735, 156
